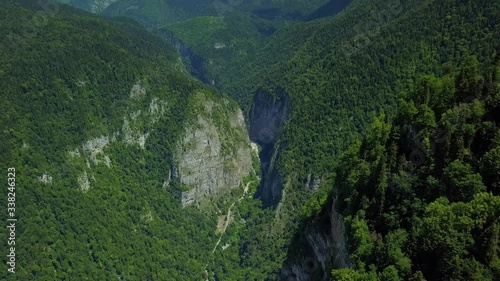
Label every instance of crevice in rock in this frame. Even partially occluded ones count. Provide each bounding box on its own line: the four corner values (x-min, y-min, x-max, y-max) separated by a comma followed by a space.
156, 30, 209, 84
280, 193, 352, 281
248, 89, 291, 208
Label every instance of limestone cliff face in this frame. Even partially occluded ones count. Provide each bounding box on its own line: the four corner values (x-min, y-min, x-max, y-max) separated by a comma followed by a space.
249, 89, 291, 208
175, 92, 255, 207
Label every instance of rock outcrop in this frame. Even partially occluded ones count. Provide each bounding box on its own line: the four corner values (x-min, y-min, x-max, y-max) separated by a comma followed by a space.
175, 92, 255, 207
67, 82, 171, 192
280, 195, 352, 280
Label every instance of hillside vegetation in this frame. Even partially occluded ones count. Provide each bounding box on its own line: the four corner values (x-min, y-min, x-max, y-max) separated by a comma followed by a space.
160, 0, 500, 279
331, 55, 500, 280
1, 0, 499, 280
0, 2, 251, 279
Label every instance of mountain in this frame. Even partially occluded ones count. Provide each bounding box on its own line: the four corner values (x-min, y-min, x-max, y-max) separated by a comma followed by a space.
267, 0, 500, 278
0, 1, 259, 279
1, 0, 499, 280
58, 0, 335, 28
163, 0, 500, 279
157, 2, 353, 108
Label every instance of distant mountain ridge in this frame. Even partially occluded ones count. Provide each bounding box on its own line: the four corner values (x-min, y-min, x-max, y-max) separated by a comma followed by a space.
57, 0, 334, 27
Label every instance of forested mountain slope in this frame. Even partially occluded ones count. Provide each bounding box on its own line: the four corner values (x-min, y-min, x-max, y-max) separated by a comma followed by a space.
159, 12, 325, 108
266, 0, 500, 178
1, 0, 499, 280
0, 1, 257, 279
115, 0, 500, 279
329, 55, 500, 280
157, 2, 353, 108
273, 0, 500, 279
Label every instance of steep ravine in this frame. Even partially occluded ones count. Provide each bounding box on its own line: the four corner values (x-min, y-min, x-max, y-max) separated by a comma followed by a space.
248, 89, 291, 208
248, 90, 352, 280
161, 31, 352, 279
157, 30, 210, 84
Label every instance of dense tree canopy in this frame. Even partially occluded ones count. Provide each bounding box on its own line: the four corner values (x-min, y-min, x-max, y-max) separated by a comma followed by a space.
331, 56, 500, 280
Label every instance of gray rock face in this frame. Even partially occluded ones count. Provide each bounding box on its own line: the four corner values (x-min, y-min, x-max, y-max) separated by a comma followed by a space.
175, 92, 254, 207
249, 90, 291, 207
280, 195, 351, 281
306, 173, 322, 191
249, 90, 291, 145
329, 198, 351, 269
258, 148, 284, 207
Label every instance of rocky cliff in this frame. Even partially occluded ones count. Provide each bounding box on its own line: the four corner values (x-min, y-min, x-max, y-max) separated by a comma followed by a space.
281, 195, 352, 280
175, 91, 255, 207
248, 89, 291, 208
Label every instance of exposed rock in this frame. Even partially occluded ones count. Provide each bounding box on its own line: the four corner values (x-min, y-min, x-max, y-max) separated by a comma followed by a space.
38, 172, 53, 184
216, 215, 228, 234
250, 142, 259, 154
149, 98, 168, 122
82, 135, 110, 166
122, 117, 149, 149
329, 197, 351, 269
175, 92, 254, 207
280, 194, 352, 280
249, 89, 291, 207
214, 43, 226, 49
157, 30, 209, 84
129, 82, 146, 99
162, 180, 169, 191
57, 0, 120, 14
249, 90, 291, 145
103, 155, 111, 168
68, 148, 81, 158
130, 110, 141, 121
89, 0, 118, 13
259, 148, 284, 207
306, 174, 322, 191
78, 171, 90, 192
140, 211, 153, 224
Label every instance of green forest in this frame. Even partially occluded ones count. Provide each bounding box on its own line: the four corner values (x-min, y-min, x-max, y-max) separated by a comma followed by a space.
0, 1, 220, 279
1, 0, 500, 280
330, 55, 500, 280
